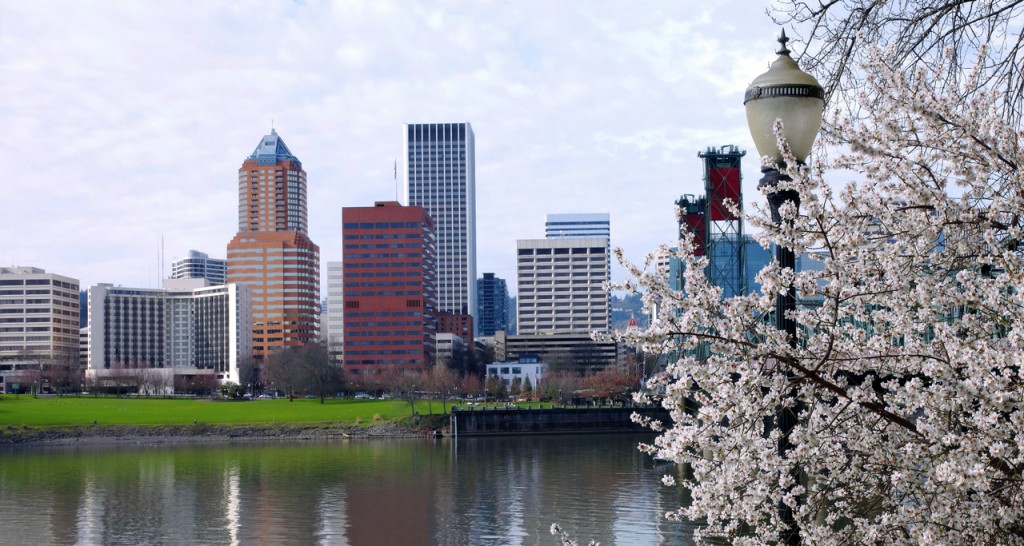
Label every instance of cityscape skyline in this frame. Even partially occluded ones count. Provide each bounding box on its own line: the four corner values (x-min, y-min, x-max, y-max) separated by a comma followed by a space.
2, 2, 787, 296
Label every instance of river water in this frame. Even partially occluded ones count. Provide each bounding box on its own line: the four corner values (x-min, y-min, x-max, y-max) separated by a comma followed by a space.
0, 434, 694, 545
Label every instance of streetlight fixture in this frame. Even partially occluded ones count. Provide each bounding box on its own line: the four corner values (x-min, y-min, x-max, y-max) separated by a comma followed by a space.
744, 30, 824, 546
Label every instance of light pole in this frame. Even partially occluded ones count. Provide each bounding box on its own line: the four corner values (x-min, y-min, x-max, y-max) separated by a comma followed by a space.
744, 30, 824, 546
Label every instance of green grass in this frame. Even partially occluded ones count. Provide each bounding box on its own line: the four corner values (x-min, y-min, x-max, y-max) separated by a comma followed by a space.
0, 396, 440, 427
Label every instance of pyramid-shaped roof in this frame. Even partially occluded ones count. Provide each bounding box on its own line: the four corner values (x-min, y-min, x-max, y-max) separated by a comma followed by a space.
248, 129, 301, 167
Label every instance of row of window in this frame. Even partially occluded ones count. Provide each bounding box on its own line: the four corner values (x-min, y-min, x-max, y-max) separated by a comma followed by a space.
0, 335, 53, 342
0, 298, 79, 308
344, 311, 422, 318
344, 290, 425, 297
344, 330, 425, 337
342, 261, 425, 266
345, 271, 422, 278
344, 281, 423, 287
345, 349, 423, 355
343, 222, 422, 229
343, 243, 424, 250
0, 279, 75, 288
227, 246, 318, 254
519, 247, 607, 255
344, 233, 423, 240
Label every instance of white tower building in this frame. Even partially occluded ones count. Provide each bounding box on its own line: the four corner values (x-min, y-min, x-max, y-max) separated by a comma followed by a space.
325, 261, 344, 364
402, 122, 477, 319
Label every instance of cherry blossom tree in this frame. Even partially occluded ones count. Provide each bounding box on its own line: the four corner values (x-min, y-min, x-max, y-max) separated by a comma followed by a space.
773, 0, 1024, 125
622, 45, 1024, 544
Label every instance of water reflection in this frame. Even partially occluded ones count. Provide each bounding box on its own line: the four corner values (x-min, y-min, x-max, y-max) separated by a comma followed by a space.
0, 435, 693, 545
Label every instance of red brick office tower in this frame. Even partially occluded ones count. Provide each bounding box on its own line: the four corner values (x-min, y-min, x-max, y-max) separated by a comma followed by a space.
227, 130, 320, 361
341, 201, 436, 375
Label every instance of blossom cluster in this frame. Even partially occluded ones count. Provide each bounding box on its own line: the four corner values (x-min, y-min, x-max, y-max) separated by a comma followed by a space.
620, 44, 1024, 545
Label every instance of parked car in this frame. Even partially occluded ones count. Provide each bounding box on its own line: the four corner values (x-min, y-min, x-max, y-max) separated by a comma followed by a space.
354, 392, 371, 399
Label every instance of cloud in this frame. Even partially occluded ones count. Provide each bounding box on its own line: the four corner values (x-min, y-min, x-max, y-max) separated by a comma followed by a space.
0, 0, 786, 297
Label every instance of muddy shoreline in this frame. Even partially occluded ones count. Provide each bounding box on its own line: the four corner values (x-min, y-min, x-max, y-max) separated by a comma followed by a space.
0, 422, 441, 448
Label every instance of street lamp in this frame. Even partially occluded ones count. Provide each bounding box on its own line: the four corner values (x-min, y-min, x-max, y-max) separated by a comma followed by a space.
744, 30, 824, 546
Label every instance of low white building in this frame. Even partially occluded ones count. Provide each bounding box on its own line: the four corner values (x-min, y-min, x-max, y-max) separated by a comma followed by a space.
436, 333, 467, 367
86, 279, 252, 391
486, 353, 547, 390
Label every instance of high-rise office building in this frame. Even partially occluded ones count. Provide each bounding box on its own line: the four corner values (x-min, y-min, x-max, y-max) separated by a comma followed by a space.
227, 129, 320, 361
516, 237, 611, 335
341, 201, 437, 374
325, 261, 344, 365
0, 267, 80, 393
171, 250, 227, 286
402, 122, 476, 323
544, 213, 611, 239
477, 272, 509, 337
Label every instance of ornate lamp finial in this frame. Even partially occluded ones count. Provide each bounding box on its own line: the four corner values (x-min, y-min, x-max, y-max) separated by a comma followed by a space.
776, 29, 791, 56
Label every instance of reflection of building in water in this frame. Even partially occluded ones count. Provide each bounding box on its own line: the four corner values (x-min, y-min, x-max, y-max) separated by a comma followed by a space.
1, 436, 695, 542
443, 436, 627, 542
224, 465, 241, 546
315, 488, 349, 545
76, 474, 105, 545
344, 454, 431, 543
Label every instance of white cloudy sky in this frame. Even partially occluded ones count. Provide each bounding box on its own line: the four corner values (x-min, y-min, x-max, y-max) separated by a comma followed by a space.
1, 0, 789, 295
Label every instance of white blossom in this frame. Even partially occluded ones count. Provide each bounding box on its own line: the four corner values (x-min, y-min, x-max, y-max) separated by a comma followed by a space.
617, 44, 1024, 545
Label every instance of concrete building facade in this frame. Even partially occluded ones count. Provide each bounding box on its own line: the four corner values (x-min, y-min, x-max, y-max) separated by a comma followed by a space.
436, 332, 467, 368
0, 267, 81, 393
493, 330, 620, 374
325, 261, 344, 364
227, 129, 320, 360
86, 280, 252, 388
516, 237, 610, 335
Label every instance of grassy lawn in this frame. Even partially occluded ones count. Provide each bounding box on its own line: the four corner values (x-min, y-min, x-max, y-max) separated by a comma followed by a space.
0, 396, 445, 427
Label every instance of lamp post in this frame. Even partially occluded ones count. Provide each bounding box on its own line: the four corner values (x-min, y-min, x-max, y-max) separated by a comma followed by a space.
744, 31, 824, 546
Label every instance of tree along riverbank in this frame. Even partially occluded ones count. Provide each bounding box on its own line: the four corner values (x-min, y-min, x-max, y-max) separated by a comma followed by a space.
0, 418, 448, 447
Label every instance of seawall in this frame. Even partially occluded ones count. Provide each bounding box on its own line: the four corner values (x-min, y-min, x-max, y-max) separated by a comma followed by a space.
449, 406, 671, 436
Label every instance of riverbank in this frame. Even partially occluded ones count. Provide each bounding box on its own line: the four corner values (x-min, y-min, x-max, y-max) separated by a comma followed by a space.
0, 421, 444, 447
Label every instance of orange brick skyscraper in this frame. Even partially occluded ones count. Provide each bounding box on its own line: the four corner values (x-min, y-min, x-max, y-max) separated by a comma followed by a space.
227, 129, 319, 361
